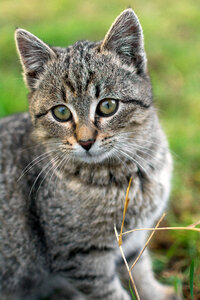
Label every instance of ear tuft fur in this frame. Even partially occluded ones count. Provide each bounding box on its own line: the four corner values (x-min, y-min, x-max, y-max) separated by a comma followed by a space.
101, 9, 147, 73
15, 29, 56, 90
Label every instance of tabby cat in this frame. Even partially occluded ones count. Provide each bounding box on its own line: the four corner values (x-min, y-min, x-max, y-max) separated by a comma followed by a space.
0, 8, 179, 300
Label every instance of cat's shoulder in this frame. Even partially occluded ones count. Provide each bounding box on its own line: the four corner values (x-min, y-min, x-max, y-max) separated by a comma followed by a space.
0, 112, 32, 145
0, 112, 31, 130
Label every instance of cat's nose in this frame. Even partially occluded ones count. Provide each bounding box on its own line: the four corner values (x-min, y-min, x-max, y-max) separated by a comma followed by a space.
79, 139, 95, 151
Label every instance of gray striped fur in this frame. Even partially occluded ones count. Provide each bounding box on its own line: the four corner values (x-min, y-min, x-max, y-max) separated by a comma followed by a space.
0, 9, 180, 300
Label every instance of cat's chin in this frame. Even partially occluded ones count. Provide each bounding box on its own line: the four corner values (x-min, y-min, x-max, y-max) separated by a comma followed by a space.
74, 151, 111, 164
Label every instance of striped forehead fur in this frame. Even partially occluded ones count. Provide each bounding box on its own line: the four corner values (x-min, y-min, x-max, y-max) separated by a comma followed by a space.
33, 42, 138, 101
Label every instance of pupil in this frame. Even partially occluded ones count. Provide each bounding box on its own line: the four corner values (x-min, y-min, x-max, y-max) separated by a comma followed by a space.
105, 102, 110, 109
59, 107, 65, 115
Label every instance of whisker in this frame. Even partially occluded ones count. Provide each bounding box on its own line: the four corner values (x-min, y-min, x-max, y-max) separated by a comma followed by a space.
124, 147, 156, 169
118, 134, 161, 147
119, 134, 178, 161
118, 133, 178, 156
35, 154, 64, 199
47, 152, 69, 192
110, 146, 132, 174
121, 144, 162, 165
19, 141, 62, 153
112, 146, 148, 175
18, 149, 60, 181
53, 154, 71, 200
116, 133, 176, 158
104, 135, 162, 163
29, 153, 61, 198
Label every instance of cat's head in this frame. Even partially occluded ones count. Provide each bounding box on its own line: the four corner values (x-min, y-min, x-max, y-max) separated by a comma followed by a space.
15, 9, 153, 164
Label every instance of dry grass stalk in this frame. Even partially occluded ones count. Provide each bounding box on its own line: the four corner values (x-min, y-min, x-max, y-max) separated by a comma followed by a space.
130, 212, 166, 271
114, 176, 140, 299
121, 225, 200, 236
114, 225, 140, 300
188, 220, 200, 228
115, 179, 200, 299
118, 177, 133, 247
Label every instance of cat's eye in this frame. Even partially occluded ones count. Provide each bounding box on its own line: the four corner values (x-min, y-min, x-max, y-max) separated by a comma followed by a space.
96, 99, 118, 117
52, 105, 72, 122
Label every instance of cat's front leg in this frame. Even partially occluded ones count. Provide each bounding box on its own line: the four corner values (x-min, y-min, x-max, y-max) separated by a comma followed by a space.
67, 251, 131, 300
23, 274, 86, 300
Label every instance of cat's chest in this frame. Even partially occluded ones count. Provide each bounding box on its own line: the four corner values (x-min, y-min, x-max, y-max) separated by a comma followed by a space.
38, 172, 152, 248
41, 177, 127, 231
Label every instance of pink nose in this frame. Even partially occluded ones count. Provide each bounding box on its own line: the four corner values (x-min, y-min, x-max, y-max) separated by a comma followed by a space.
79, 139, 95, 151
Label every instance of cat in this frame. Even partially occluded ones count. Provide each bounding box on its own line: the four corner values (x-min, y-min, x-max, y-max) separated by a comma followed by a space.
0, 8, 180, 300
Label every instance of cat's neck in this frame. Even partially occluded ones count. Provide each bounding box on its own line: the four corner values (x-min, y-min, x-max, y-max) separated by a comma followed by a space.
56, 158, 138, 187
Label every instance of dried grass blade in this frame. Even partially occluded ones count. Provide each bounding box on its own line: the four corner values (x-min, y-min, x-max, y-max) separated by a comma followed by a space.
130, 212, 166, 271
114, 225, 140, 300
188, 220, 200, 228
118, 176, 133, 246
121, 226, 200, 236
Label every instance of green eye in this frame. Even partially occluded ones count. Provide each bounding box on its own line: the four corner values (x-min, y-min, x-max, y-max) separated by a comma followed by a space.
96, 99, 118, 117
52, 105, 72, 122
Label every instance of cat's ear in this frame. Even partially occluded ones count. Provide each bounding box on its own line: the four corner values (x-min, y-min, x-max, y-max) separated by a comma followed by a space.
15, 29, 56, 90
101, 9, 147, 74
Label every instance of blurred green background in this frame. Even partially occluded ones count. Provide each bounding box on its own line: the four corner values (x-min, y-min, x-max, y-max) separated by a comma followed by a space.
0, 0, 200, 298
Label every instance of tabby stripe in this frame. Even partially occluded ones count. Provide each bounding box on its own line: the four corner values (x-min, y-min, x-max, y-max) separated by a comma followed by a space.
65, 77, 75, 94
79, 273, 115, 283
125, 249, 141, 263
67, 245, 113, 259
58, 265, 77, 273
116, 249, 140, 266
137, 168, 146, 193
35, 111, 48, 119
78, 287, 116, 299
95, 84, 100, 98
121, 99, 152, 108
97, 289, 116, 298
61, 86, 66, 102
82, 289, 116, 299
72, 274, 116, 289
85, 71, 94, 91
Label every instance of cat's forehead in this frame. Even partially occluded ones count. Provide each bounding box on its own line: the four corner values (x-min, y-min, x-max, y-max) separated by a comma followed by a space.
53, 42, 136, 97
37, 40, 143, 118
67, 41, 136, 78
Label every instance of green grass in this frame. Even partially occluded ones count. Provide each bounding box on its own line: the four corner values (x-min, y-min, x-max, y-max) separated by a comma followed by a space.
129, 280, 137, 300
190, 260, 194, 300
0, 0, 200, 298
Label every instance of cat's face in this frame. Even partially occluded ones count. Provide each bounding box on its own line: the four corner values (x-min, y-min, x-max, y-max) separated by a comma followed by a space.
15, 9, 153, 164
